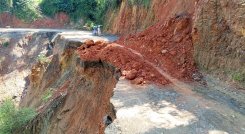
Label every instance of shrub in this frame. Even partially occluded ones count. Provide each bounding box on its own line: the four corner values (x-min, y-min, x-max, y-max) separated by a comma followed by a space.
0, 0, 12, 13
0, 0, 41, 22
40, 0, 121, 24
0, 99, 36, 134
37, 54, 50, 64
13, 0, 42, 22
2, 42, 9, 47
40, 0, 97, 22
0, 0, 42, 22
41, 89, 54, 102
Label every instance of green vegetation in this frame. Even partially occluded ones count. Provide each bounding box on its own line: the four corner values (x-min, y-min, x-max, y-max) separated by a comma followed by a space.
0, 99, 36, 134
40, 0, 97, 22
40, 0, 121, 23
0, 0, 42, 22
232, 72, 245, 83
37, 54, 50, 64
13, 0, 42, 22
0, 0, 122, 25
41, 89, 54, 102
0, 0, 12, 13
128, 0, 151, 7
2, 42, 9, 47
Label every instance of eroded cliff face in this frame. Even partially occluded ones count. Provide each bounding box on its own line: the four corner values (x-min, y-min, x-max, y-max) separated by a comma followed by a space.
193, 0, 245, 84
0, 31, 56, 103
20, 36, 119, 134
104, 0, 196, 34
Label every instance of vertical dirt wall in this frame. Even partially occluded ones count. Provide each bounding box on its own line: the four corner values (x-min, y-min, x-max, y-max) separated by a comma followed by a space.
104, 0, 196, 34
192, 0, 245, 84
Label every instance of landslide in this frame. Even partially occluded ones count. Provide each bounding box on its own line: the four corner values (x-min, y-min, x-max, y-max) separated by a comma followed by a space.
78, 14, 196, 85
19, 36, 119, 134
106, 0, 245, 87
116, 14, 196, 81
78, 40, 170, 85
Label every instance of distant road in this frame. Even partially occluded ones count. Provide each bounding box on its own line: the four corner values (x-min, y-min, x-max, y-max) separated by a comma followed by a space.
0, 28, 118, 42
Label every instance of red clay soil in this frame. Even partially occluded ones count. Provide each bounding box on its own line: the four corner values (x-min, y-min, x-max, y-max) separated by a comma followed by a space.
116, 14, 197, 80
78, 14, 196, 85
78, 40, 170, 85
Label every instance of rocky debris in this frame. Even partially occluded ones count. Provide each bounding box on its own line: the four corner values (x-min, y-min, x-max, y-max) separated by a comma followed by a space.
192, 72, 203, 82
116, 14, 197, 82
84, 39, 95, 46
123, 69, 138, 80
78, 41, 170, 85
103, 115, 113, 126
161, 49, 168, 54
78, 14, 197, 85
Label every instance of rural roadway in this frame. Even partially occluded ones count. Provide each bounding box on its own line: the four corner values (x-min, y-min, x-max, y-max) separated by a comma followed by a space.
0, 28, 118, 42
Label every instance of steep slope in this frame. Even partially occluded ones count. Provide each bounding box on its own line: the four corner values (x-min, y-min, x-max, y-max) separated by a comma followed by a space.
192, 0, 245, 85
19, 35, 119, 134
0, 31, 56, 103
104, 0, 196, 34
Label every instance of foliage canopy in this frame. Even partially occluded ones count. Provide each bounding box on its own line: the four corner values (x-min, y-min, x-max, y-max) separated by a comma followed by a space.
0, 0, 151, 24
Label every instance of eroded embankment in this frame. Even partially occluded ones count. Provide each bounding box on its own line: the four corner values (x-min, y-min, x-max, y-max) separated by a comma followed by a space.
0, 31, 56, 103
19, 35, 119, 134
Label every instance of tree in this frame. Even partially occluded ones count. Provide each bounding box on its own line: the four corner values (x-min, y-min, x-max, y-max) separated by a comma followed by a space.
0, 0, 13, 12
0, 0, 41, 22
40, 0, 97, 22
12, 0, 41, 21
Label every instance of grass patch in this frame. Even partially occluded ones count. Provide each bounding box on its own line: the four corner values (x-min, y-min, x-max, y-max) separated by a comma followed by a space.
41, 89, 54, 102
0, 99, 36, 134
128, 0, 151, 8
37, 54, 51, 64
232, 72, 245, 83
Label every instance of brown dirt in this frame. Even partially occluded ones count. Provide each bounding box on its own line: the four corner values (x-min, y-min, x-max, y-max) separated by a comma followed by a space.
20, 37, 119, 133
78, 14, 196, 85
104, 0, 197, 34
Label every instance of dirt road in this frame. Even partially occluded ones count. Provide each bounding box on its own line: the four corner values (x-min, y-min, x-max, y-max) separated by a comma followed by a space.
106, 77, 245, 134
103, 45, 245, 134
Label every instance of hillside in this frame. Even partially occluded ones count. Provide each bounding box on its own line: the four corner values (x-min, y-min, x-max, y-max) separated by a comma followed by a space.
0, 0, 244, 134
